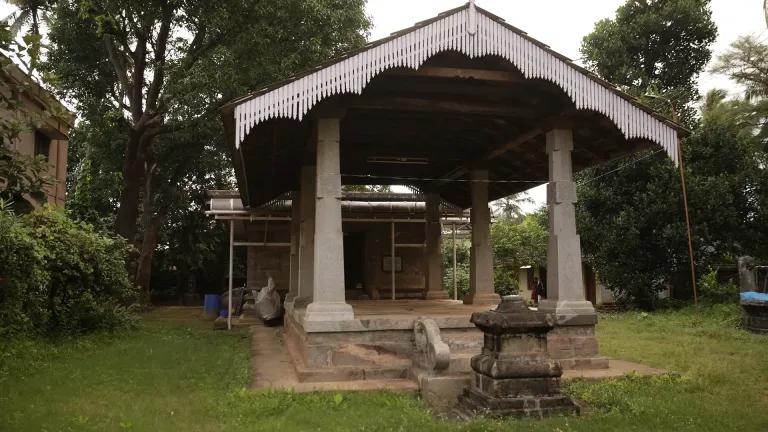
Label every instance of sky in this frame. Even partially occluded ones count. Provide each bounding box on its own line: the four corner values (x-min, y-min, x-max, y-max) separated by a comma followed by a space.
365, 0, 767, 211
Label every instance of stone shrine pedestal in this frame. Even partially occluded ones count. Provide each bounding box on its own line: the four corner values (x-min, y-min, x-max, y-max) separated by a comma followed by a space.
457, 295, 578, 418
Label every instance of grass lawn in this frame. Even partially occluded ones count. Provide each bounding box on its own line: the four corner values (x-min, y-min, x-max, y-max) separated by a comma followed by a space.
1, 305, 767, 431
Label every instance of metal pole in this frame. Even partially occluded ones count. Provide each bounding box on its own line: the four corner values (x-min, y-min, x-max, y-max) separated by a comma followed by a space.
227, 219, 234, 330
677, 138, 698, 305
452, 223, 457, 300
391, 221, 396, 300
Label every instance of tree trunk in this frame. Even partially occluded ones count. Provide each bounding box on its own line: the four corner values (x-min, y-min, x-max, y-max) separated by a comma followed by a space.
116, 133, 146, 243
136, 213, 165, 304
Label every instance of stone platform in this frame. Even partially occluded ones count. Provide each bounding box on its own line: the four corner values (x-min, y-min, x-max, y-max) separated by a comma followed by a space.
244, 299, 665, 409
283, 300, 488, 383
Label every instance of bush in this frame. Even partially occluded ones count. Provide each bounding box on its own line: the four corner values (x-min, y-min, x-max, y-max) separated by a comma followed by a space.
699, 267, 739, 304
0, 207, 138, 337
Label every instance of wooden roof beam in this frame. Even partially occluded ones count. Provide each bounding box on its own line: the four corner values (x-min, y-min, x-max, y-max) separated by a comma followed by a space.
347, 96, 535, 117
388, 66, 523, 82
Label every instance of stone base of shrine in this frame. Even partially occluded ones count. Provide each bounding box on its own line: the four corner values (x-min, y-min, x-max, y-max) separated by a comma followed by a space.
457, 386, 579, 419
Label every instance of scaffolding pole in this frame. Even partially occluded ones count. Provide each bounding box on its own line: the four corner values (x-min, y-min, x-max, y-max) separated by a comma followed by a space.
391, 222, 396, 300
452, 223, 457, 301
227, 219, 234, 330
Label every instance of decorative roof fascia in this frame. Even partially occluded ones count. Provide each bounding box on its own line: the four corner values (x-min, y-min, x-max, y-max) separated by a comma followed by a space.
231, 3, 682, 164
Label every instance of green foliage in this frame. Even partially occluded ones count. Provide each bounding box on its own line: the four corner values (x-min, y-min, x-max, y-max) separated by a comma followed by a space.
568, 373, 688, 416
442, 236, 470, 299
0, 207, 138, 337
0, 209, 48, 335
575, 0, 768, 308
0, 145, 53, 214
712, 35, 768, 148
578, 101, 768, 308
698, 267, 739, 304
581, 0, 717, 121
443, 211, 548, 298
491, 211, 548, 295
44, 0, 372, 297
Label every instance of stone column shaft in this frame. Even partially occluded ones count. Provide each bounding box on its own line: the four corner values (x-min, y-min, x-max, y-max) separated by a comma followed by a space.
423, 192, 447, 299
464, 169, 500, 305
296, 165, 316, 306
285, 191, 302, 306
304, 118, 354, 322
539, 129, 595, 323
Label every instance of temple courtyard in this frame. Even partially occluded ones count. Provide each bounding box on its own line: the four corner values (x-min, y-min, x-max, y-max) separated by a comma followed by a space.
1, 305, 766, 432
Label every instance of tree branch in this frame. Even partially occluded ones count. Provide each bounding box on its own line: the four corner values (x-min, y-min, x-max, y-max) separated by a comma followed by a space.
146, 8, 173, 113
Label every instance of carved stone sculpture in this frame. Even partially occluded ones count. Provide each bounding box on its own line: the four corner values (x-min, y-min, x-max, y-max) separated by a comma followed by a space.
413, 317, 450, 372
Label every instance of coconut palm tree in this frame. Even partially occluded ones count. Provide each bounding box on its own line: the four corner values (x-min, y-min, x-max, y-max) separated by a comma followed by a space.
494, 193, 533, 220
2, 0, 52, 37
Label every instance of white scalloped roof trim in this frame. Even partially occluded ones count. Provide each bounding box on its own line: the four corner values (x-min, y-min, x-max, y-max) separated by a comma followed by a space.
233, 7, 679, 164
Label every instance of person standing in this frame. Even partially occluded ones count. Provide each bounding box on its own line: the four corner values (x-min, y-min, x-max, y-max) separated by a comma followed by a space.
536, 276, 546, 304
531, 276, 543, 305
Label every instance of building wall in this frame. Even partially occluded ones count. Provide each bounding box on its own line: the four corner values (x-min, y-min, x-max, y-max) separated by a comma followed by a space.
359, 222, 426, 299
9, 128, 68, 206
241, 219, 429, 299
1, 68, 73, 207
245, 220, 291, 293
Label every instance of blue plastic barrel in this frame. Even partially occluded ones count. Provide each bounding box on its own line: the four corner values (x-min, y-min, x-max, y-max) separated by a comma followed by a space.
219, 309, 229, 318
203, 294, 220, 319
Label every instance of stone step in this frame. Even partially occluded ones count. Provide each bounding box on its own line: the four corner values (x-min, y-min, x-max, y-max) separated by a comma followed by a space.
331, 343, 412, 368
441, 332, 483, 354
293, 378, 419, 393
284, 331, 411, 383
295, 363, 410, 383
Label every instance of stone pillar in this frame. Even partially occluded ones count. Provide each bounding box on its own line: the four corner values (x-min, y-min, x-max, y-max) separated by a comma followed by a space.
423, 192, 447, 300
539, 129, 607, 369
464, 169, 500, 305
304, 118, 354, 322
295, 165, 316, 307
285, 191, 302, 308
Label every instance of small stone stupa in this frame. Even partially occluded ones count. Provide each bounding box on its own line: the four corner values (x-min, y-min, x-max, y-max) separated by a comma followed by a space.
457, 295, 579, 418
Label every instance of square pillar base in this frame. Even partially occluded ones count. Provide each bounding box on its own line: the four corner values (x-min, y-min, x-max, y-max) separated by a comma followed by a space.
538, 301, 608, 370
538, 300, 597, 326
304, 301, 354, 323
546, 325, 609, 370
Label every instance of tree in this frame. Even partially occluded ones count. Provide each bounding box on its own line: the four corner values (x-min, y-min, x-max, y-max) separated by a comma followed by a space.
2, 0, 52, 37
711, 35, 768, 147
581, 0, 717, 122
578, 91, 768, 307
493, 193, 533, 221
578, 0, 718, 307
45, 0, 371, 298
491, 210, 548, 295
